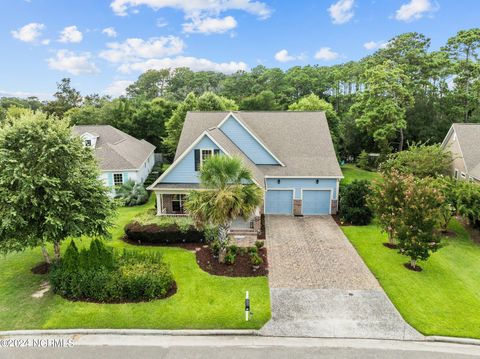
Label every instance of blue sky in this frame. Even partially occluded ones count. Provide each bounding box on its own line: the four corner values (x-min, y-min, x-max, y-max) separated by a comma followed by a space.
0, 0, 478, 99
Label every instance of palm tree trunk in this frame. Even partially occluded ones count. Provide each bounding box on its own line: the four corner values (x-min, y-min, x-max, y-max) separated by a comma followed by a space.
41, 244, 51, 264
218, 222, 232, 263
410, 259, 417, 269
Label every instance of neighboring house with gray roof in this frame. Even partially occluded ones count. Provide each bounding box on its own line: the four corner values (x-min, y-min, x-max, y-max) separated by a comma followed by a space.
72, 125, 156, 192
148, 111, 343, 231
441, 123, 480, 182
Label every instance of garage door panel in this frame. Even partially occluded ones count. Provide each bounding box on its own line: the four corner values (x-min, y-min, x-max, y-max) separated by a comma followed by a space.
302, 190, 331, 215
265, 190, 293, 214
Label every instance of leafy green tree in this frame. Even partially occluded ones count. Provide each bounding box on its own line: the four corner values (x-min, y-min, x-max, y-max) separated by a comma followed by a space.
0, 112, 116, 263
44, 78, 82, 118
396, 176, 443, 270
64, 106, 104, 125
350, 60, 414, 153
443, 28, 480, 122
126, 69, 171, 100
381, 143, 452, 178
185, 156, 263, 263
239, 90, 280, 110
166, 67, 226, 101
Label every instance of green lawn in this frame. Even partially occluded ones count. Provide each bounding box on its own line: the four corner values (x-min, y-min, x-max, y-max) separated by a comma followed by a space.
341, 164, 381, 184
0, 195, 270, 330
342, 219, 480, 339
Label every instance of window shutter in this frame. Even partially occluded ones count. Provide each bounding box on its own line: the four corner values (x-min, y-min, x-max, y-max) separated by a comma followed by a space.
213, 149, 220, 156
194, 149, 200, 171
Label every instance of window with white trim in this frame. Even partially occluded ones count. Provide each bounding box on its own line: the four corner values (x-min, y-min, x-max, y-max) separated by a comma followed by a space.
454, 169, 459, 180
461, 172, 466, 179
201, 149, 214, 165
84, 139, 92, 147
113, 173, 124, 186
172, 194, 186, 213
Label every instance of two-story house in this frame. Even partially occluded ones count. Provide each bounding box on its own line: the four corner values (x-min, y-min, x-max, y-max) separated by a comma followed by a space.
147, 111, 343, 231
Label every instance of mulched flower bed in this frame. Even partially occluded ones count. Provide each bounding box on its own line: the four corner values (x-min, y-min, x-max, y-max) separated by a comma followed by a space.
404, 263, 423, 272
195, 246, 268, 277
31, 262, 50, 275
332, 214, 352, 226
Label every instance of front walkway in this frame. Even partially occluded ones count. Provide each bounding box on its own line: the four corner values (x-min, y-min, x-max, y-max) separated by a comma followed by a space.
260, 215, 422, 340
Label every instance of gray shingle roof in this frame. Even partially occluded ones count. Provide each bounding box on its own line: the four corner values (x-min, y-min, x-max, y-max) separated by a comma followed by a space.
72, 125, 155, 171
175, 111, 342, 178
453, 123, 480, 179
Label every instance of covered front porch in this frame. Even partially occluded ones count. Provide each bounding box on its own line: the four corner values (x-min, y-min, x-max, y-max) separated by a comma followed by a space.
152, 184, 261, 232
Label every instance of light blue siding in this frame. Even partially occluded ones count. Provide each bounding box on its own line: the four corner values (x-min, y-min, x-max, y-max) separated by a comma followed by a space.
107, 173, 113, 186
220, 115, 279, 165
302, 190, 331, 215
161, 135, 222, 183
265, 190, 293, 214
265, 178, 339, 199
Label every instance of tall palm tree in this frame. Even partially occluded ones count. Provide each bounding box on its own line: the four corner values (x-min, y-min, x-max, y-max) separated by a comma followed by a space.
185, 155, 263, 263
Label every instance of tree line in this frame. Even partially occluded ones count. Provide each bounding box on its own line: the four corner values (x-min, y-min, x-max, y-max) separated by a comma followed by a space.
1, 28, 479, 160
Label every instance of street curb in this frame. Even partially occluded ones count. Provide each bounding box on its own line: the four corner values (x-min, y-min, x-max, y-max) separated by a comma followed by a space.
1, 330, 480, 347
0, 329, 258, 337
426, 336, 480, 347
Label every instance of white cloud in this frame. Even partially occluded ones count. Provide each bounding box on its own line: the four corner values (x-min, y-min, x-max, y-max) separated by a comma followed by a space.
156, 17, 168, 27
47, 50, 99, 75
102, 27, 117, 38
41, 39, 51, 45
314, 47, 339, 61
183, 16, 237, 34
274, 49, 304, 63
394, 0, 437, 22
110, 0, 271, 19
104, 80, 134, 97
118, 56, 248, 74
363, 40, 388, 50
328, 0, 355, 24
99, 36, 185, 63
11, 22, 45, 42
58, 25, 83, 43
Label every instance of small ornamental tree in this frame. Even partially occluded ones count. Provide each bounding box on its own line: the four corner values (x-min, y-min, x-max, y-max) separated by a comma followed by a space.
455, 180, 480, 228
340, 180, 373, 225
381, 143, 452, 178
432, 176, 458, 232
0, 112, 116, 264
367, 170, 408, 246
395, 176, 444, 270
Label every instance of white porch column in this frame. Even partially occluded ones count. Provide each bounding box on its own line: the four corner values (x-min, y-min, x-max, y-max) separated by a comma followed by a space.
156, 192, 163, 216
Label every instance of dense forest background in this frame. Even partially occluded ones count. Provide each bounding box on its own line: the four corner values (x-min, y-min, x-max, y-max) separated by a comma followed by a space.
1, 29, 479, 161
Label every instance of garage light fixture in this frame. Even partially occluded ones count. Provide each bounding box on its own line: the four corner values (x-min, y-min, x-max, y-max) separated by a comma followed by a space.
316, 179, 319, 184
277, 179, 281, 184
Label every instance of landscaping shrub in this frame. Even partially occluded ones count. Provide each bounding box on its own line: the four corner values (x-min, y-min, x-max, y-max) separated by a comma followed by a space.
115, 180, 149, 206
250, 252, 263, 267
255, 240, 264, 249
455, 180, 480, 228
340, 180, 373, 225
356, 150, 370, 170
50, 239, 174, 302
124, 213, 208, 244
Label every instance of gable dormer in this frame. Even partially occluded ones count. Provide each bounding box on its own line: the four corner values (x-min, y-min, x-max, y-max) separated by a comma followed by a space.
218, 113, 284, 166
80, 132, 99, 148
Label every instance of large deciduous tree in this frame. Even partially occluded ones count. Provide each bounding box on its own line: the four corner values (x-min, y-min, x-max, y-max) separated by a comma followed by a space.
126, 69, 172, 100
185, 156, 263, 263
0, 112, 116, 264
350, 60, 414, 153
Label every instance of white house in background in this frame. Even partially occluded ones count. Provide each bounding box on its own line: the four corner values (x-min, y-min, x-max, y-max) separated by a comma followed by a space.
72, 125, 156, 192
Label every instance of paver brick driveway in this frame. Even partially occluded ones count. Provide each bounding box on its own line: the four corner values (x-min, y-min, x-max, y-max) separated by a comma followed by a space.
261, 215, 422, 340
266, 215, 379, 289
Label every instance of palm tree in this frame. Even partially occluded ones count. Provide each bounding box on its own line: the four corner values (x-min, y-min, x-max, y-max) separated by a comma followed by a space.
185, 156, 263, 263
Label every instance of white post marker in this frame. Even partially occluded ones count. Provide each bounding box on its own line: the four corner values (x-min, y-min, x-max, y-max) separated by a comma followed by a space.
245, 291, 250, 321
